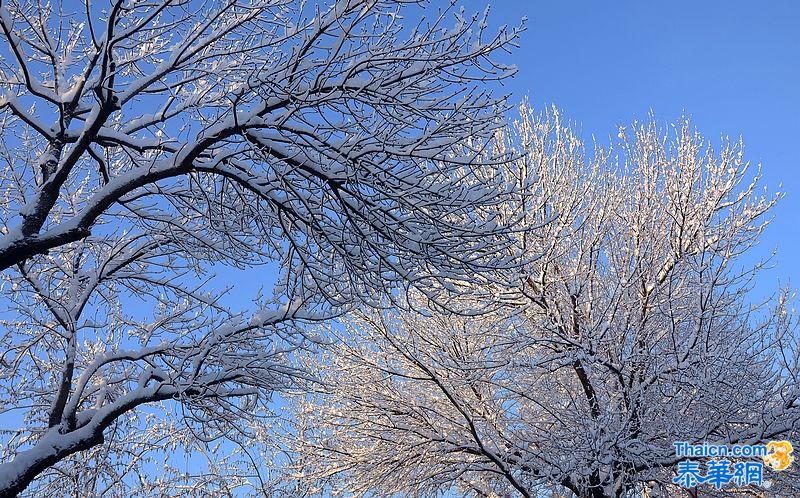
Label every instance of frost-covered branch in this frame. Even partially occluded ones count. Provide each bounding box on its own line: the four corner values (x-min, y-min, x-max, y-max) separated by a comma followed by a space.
288, 106, 800, 498
0, 1, 524, 495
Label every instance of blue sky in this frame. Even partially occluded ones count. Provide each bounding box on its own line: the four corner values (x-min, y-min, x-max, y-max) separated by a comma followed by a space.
487, 0, 800, 291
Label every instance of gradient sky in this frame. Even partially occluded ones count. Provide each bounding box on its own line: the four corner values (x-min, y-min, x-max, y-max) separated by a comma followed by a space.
485, 0, 800, 295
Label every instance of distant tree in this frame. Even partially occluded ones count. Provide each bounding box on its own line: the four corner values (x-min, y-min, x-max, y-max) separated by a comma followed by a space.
292, 106, 800, 498
0, 0, 522, 495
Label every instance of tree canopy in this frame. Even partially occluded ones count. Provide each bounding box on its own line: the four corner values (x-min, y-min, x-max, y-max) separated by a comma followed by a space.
0, 1, 522, 495
290, 105, 800, 498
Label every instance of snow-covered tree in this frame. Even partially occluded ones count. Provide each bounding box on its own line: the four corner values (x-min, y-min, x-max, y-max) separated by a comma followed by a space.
0, 0, 523, 495
292, 107, 800, 498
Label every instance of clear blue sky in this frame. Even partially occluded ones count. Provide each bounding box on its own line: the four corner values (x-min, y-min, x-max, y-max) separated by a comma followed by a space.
487, 0, 800, 291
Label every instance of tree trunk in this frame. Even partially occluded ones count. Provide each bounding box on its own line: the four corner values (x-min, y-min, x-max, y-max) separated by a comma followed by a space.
0, 426, 103, 497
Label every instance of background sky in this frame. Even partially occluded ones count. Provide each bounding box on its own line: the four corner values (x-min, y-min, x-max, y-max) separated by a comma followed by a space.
486, 0, 800, 296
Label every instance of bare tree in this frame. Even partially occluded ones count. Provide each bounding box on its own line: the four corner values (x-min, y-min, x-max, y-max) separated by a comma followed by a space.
291, 106, 800, 498
0, 0, 523, 495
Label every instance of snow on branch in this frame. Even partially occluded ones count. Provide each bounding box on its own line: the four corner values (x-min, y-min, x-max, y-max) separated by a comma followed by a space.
0, 1, 524, 495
